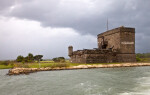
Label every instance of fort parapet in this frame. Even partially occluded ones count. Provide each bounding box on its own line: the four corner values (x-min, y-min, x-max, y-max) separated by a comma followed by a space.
68, 26, 136, 63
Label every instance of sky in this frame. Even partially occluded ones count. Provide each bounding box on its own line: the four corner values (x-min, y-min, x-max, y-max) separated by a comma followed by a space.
0, 0, 150, 60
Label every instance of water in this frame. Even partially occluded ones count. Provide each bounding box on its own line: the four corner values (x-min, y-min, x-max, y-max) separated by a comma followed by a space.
0, 67, 150, 95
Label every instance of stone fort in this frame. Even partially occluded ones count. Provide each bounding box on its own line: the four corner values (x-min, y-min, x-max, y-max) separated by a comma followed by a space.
68, 26, 136, 63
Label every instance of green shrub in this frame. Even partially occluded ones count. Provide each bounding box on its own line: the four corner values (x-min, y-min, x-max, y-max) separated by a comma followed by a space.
34, 55, 43, 62
22, 60, 25, 64
52, 57, 65, 63
16, 55, 24, 62
136, 57, 141, 62
0, 61, 9, 66
52, 58, 59, 62
13, 63, 29, 68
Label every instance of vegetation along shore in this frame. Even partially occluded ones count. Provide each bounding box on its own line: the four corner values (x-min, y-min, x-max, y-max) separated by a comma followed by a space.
7, 63, 150, 75
0, 53, 150, 75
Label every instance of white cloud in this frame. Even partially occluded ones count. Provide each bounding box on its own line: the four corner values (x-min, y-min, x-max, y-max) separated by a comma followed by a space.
0, 16, 97, 60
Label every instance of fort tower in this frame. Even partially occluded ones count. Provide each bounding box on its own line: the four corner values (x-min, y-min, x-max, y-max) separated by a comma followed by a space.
68, 26, 136, 63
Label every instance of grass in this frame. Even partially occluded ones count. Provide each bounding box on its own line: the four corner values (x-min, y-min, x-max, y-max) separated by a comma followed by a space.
1, 58, 150, 69
27, 63, 56, 68
39, 61, 54, 63
136, 58, 150, 63
0, 61, 120, 69
0, 65, 13, 69
26, 62, 70, 68
0, 61, 70, 69
141, 58, 150, 62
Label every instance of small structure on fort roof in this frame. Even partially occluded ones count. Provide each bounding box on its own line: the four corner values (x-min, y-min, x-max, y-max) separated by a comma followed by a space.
68, 26, 136, 63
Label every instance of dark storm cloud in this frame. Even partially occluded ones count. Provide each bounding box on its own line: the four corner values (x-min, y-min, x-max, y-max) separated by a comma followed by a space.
0, 0, 14, 10
4, 0, 149, 35
0, 0, 15, 14
0, 0, 150, 55
5, 0, 109, 34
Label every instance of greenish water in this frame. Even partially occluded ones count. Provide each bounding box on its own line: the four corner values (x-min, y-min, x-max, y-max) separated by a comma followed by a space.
0, 67, 150, 95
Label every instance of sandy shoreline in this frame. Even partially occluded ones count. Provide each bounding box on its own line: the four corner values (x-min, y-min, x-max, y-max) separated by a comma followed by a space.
7, 63, 150, 75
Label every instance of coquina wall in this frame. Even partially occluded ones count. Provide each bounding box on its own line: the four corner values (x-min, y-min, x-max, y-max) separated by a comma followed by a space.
69, 26, 136, 63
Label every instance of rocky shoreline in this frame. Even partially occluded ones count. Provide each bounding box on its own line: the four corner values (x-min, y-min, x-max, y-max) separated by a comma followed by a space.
8, 63, 150, 75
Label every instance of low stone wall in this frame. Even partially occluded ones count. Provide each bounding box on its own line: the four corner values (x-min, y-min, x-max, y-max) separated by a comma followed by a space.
7, 63, 150, 75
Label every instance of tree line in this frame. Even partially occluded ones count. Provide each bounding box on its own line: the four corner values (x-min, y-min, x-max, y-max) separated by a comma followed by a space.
16, 53, 43, 63
16, 53, 66, 63
52, 57, 65, 63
